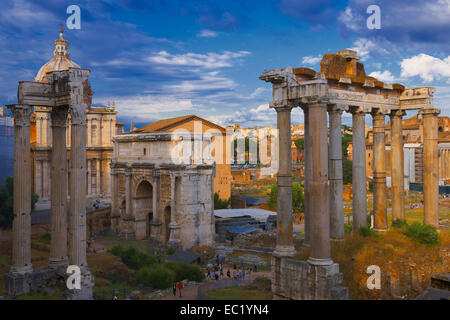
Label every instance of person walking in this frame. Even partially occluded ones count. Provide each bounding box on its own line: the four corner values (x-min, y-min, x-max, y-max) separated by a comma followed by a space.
242, 268, 246, 280
227, 269, 231, 278
177, 281, 183, 298
172, 282, 177, 297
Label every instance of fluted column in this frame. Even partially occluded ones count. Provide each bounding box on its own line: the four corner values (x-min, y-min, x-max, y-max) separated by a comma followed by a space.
328, 105, 344, 241
302, 106, 311, 246
87, 159, 92, 196
372, 109, 388, 231
123, 168, 135, 239
110, 167, 119, 233
308, 103, 332, 266
273, 104, 296, 257
8, 104, 33, 275
421, 108, 440, 228
390, 110, 406, 222
168, 172, 181, 248
69, 103, 93, 299
350, 108, 367, 231
48, 107, 69, 269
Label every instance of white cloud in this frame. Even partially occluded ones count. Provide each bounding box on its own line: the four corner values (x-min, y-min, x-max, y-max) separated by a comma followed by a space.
349, 38, 389, 61
147, 50, 251, 69
400, 53, 450, 82
197, 29, 219, 38
338, 7, 362, 32
301, 55, 322, 66
369, 70, 396, 83
96, 95, 194, 121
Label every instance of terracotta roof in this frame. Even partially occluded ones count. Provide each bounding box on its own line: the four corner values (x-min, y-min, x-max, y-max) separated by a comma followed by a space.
135, 114, 225, 133
116, 121, 124, 126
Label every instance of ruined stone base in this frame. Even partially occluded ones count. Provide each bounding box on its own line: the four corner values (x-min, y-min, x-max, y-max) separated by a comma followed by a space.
167, 240, 182, 250
4, 269, 56, 297
271, 255, 349, 300
69, 267, 95, 300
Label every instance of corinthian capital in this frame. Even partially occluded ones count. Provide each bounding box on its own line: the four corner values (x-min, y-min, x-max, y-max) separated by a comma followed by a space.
70, 104, 86, 125
7, 104, 32, 127
51, 107, 69, 127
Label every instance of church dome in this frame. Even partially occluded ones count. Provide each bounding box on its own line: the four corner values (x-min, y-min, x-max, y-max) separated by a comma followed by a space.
34, 29, 81, 83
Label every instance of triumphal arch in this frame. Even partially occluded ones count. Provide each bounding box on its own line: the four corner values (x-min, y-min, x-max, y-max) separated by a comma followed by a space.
261, 50, 440, 299
110, 131, 216, 249
4, 68, 94, 299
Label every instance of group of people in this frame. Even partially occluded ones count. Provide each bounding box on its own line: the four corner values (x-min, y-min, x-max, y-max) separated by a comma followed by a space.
172, 281, 184, 297
206, 260, 259, 282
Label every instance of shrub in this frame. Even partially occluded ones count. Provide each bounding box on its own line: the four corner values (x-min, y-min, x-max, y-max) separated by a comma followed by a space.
108, 246, 157, 269
166, 247, 176, 255
344, 221, 353, 234
391, 219, 408, 229
36, 232, 51, 244
214, 193, 230, 209
359, 226, 381, 238
403, 222, 439, 246
136, 265, 175, 289
165, 262, 203, 282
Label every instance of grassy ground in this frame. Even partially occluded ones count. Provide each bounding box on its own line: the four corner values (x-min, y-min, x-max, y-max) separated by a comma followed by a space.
294, 227, 450, 300
205, 277, 272, 300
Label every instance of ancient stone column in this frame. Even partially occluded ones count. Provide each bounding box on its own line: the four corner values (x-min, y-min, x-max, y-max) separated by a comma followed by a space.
308, 103, 332, 265
110, 167, 119, 233
168, 173, 181, 248
150, 169, 162, 244
274, 105, 296, 257
69, 104, 93, 299
9, 104, 33, 275
87, 159, 92, 196
302, 106, 311, 246
390, 110, 406, 222
96, 159, 101, 195
350, 108, 367, 231
421, 109, 440, 228
48, 106, 69, 269
122, 167, 135, 239
328, 105, 344, 241
372, 109, 388, 231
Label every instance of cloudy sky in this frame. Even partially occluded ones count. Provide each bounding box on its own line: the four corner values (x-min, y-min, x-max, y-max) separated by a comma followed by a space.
1, 0, 449, 129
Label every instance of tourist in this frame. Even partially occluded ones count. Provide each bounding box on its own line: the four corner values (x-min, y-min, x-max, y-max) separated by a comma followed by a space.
172, 282, 177, 297
227, 269, 231, 278
212, 271, 216, 280
215, 272, 219, 281
242, 268, 246, 280
207, 268, 211, 279
177, 281, 183, 297
220, 268, 224, 278
254, 264, 257, 273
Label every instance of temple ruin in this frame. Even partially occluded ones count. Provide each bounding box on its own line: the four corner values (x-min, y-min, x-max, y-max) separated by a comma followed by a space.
260, 49, 440, 300
4, 68, 94, 299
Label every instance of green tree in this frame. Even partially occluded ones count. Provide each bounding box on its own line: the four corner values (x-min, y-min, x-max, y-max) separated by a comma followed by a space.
0, 177, 39, 229
267, 182, 304, 212
294, 138, 304, 150
214, 193, 230, 209
342, 159, 353, 184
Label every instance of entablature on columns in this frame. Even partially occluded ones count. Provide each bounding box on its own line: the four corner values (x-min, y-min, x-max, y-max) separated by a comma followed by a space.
259, 51, 438, 114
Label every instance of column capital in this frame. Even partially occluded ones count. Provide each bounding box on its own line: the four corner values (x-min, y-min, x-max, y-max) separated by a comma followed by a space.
390, 109, 406, 119
327, 104, 346, 114
370, 107, 391, 117
70, 104, 86, 125
348, 105, 365, 115
419, 108, 440, 117
7, 104, 32, 127
152, 168, 161, 178
271, 100, 297, 111
51, 106, 69, 127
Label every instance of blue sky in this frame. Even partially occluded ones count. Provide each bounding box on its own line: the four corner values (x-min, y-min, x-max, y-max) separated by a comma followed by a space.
1, 0, 449, 129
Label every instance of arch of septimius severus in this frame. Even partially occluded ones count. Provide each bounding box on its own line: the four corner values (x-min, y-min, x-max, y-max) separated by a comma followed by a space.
31, 30, 123, 206
261, 50, 440, 300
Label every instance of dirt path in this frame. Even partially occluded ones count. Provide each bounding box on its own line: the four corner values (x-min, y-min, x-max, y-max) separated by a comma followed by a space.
155, 270, 271, 300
